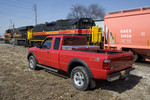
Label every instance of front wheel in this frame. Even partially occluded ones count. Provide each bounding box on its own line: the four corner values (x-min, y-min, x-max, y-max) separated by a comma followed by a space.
29, 56, 38, 70
71, 66, 90, 91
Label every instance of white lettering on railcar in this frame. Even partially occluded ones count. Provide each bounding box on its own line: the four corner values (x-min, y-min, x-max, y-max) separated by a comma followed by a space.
121, 39, 131, 43
120, 29, 132, 43
120, 29, 132, 33
121, 34, 132, 38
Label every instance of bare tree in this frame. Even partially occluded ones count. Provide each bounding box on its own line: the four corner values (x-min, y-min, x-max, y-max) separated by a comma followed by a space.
87, 4, 105, 19
67, 4, 105, 19
67, 5, 86, 19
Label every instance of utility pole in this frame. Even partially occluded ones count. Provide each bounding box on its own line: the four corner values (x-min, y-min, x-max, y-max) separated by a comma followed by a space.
12, 21, 15, 47
34, 4, 37, 25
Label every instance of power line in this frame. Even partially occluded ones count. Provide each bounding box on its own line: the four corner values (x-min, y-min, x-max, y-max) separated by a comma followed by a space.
6, 0, 33, 8
0, 0, 36, 18
0, 6, 33, 14
16, 0, 34, 5
0, 0, 33, 10
0, 0, 37, 28
0, 11, 33, 19
0, 6, 34, 19
0, 0, 35, 18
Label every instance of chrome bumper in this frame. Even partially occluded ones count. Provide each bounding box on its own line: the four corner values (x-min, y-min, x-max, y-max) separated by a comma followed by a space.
107, 67, 135, 82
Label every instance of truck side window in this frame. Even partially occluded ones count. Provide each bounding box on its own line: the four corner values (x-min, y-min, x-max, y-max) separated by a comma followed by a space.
54, 38, 61, 50
42, 38, 52, 49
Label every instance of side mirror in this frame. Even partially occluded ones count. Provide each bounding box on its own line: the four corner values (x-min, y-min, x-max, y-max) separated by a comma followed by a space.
36, 44, 41, 48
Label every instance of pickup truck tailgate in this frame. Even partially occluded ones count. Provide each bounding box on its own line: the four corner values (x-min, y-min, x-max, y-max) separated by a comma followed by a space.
109, 52, 133, 72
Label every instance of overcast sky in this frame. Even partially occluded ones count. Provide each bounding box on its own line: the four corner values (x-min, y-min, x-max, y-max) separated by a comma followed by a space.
0, 0, 150, 36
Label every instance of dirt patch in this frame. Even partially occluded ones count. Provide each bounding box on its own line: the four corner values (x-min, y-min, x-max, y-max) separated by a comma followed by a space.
0, 44, 150, 100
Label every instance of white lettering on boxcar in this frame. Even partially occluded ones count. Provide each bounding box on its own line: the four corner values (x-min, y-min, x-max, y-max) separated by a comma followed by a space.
120, 29, 132, 33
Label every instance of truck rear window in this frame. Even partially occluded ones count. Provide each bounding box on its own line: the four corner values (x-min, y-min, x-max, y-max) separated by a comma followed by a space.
63, 37, 87, 45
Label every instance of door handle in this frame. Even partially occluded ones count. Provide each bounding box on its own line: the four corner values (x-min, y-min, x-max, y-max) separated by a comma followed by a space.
47, 51, 49, 53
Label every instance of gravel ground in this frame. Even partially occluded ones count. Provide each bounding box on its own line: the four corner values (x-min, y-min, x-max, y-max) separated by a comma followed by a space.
0, 42, 150, 100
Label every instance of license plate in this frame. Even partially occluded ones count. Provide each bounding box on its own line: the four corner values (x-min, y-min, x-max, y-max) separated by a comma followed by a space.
121, 70, 126, 76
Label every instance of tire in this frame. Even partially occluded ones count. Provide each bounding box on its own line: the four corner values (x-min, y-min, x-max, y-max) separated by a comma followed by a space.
29, 56, 38, 70
71, 66, 90, 91
129, 50, 138, 62
133, 52, 138, 62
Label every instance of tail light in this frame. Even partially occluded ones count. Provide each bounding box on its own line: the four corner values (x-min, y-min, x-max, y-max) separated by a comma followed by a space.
103, 59, 111, 70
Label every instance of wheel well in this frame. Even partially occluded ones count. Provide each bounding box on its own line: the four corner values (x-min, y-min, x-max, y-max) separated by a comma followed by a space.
27, 52, 38, 64
67, 61, 94, 79
27, 53, 33, 60
68, 62, 84, 76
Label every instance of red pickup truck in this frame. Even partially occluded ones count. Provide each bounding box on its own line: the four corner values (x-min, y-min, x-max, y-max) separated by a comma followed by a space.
27, 35, 134, 91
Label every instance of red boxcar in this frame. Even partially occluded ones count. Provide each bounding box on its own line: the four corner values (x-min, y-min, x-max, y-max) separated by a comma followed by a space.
104, 7, 150, 61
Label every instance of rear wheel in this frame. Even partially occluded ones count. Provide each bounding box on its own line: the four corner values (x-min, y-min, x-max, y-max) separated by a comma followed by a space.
29, 56, 38, 70
129, 50, 138, 62
71, 66, 90, 91
133, 52, 138, 62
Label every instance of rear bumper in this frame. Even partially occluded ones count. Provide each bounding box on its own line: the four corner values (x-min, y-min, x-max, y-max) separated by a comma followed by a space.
107, 67, 135, 82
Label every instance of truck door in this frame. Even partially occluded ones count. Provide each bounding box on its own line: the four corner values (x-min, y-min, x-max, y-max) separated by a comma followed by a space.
49, 37, 61, 69
36, 37, 53, 65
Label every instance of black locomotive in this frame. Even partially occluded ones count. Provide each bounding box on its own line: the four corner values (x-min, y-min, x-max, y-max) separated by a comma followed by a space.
4, 18, 100, 46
